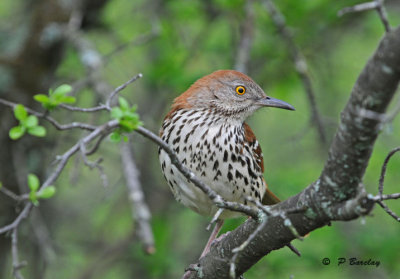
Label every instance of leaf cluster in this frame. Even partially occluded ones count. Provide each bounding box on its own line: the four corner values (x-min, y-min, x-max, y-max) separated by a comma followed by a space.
9, 105, 46, 140
110, 97, 142, 142
27, 174, 56, 206
34, 84, 76, 110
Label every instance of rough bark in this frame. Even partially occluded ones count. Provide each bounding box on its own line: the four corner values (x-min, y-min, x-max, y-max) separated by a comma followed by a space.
186, 25, 400, 279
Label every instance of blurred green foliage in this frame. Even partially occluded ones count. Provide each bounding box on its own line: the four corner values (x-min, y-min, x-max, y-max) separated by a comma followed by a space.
9, 104, 47, 139
1, 0, 400, 278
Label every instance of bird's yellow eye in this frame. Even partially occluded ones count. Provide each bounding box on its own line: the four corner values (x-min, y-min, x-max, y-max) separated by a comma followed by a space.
236, 86, 246, 95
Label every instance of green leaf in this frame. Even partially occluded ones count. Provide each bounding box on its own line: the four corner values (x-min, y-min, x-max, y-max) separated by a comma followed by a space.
9, 126, 26, 140
28, 174, 40, 192
52, 84, 72, 96
122, 135, 129, 142
129, 104, 138, 112
29, 191, 39, 206
123, 111, 139, 121
0, 181, 3, 189
37, 186, 56, 199
28, 126, 46, 137
34, 94, 50, 104
111, 107, 123, 119
60, 96, 76, 104
25, 115, 39, 128
119, 119, 136, 131
43, 101, 58, 111
110, 131, 121, 142
14, 104, 27, 121
118, 97, 130, 111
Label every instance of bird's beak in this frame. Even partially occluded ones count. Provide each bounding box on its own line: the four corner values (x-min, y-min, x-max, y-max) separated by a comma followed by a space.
257, 96, 295, 111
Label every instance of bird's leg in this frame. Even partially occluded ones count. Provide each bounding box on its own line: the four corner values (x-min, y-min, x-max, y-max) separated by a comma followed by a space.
200, 219, 224, 258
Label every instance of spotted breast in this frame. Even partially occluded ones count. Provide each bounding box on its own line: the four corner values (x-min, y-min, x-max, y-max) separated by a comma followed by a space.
158, 70, 295, 219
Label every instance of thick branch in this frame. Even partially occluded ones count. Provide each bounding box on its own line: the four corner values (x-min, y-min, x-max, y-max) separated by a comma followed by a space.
184, 25, 400, 279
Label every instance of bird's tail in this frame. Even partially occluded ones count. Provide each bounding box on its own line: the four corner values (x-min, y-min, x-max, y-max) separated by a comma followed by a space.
261, 187, 281, 205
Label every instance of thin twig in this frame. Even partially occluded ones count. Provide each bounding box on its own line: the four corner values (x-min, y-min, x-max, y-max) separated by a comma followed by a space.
103, 18, 160, 64
248, 196, 302, 239
135, 126, 259, 218
229, 217, 268, 279
0, 98, 97, 131
234, 0, 255, 74
60, 73, 144, 114
228, 194, 304, 278
376, 200, 400, 221
0, 72, 143, 235
0, 120, 119, 235
371, 147, 400, 222
249, 196, 302, 255
65, 9, 113, 98
0, 204, 33, 235
338, 0, 391, 32
105, 73, 143, 110
372, 193, 400, 201
79, 142, 108, 187
29, 209, 56, 264
0, 73, 143, 130
263, 0, 327, 145
378, 147, 400, 197
376, 1, 391, 32
85, 133, 108, 155
67, 10, 102, 71
338, 1, 380, 16
59, 103, 107, 112
182, 25, 400, 279
0, 186, 22, 202
11, 228, 26, 279
120, 140, 155, 254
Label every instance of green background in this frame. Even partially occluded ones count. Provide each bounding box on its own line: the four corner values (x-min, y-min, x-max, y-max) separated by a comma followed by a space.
1, 0, 400, 278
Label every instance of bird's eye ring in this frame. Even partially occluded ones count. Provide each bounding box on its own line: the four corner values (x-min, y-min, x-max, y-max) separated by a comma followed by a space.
236, 86, 246, 95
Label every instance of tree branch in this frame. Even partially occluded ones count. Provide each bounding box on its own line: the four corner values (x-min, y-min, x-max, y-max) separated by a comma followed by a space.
120, 140, 155, 254
373, 146, 400, 221
105, 73, 143, 110
0, 98, 96, 131
135, 126, 260, 219
234, 0, 255, 74
11, 228, 26, 279
338, 0, 391, 32
0, 119, 119, 235
263, 0, 327, 145
182, 25, 400, 279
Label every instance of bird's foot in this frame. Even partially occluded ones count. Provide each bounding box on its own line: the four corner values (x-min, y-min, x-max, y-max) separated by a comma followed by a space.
182, 263, 201, 279
208, 230, 230, 251
184, 263, 200, 272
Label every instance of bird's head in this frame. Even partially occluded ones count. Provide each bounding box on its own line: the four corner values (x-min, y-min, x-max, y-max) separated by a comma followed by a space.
173, 70, 294, 121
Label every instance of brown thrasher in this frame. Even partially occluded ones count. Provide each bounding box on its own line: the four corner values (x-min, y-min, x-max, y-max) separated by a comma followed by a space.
159, 70, 295, 257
